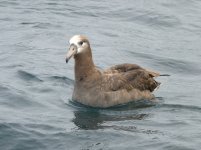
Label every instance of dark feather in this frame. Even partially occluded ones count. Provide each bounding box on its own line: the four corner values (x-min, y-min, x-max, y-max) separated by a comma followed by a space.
103, 63, 160, 92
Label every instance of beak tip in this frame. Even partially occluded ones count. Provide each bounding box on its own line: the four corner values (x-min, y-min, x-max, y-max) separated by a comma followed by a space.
66, 44, 77, 64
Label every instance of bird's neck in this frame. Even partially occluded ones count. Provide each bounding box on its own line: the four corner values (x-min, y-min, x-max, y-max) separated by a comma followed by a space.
74, 49, 96, 81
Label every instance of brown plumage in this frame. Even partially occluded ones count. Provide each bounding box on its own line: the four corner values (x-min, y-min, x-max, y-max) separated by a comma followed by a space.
66, 35, 160, 108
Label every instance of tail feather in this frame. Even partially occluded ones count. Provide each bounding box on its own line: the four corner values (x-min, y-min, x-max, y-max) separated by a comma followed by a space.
160, 74, 170, 76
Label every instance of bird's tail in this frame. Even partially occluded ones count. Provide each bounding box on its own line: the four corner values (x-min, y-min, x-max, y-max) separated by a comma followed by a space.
159, 74, 170, 76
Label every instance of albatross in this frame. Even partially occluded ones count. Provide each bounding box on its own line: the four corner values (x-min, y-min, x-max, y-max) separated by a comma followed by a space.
65, 35, 161, 108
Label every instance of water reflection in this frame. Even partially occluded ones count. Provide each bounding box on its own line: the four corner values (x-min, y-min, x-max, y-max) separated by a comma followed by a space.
72, 110, 148, 130
69, 99, 162, 131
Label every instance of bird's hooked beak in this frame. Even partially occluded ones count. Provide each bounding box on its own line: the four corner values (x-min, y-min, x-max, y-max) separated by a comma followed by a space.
65, 44, 78, 63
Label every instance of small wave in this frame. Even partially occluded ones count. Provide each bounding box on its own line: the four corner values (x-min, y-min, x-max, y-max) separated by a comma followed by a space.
47, 75, 74, 85
106, 8, 180, 28
161, 103, 201, 112
0, 122, 47, 149
106, 125, 162, 135
130, 11, 181, 28
20, 21, 60, 29
129, 51, 201, 76
0, 1, 19, 7
46, 2, 58, 6
72, 11, 99, 18
33, 22, 52, 29
0, 85, 44, 109
20, 22, 38, 25
0, 84, 10, 92
4, 64, 23, 69
17, 70, 43, 82
99, 31, 119, 38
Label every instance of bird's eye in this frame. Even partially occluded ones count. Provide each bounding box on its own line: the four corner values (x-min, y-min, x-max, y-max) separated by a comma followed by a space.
78, 41, 84, 46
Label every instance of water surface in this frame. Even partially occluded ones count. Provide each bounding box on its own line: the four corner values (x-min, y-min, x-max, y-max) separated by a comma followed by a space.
1, 0, 201, 149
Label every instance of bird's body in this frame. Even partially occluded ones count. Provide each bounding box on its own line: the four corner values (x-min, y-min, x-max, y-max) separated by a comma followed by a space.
66, 35, 160, 108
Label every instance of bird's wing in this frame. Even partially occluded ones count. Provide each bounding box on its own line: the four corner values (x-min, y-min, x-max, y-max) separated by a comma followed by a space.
102, 63, 160, 92
103, 63, 142, 74
104, 63, 160, 76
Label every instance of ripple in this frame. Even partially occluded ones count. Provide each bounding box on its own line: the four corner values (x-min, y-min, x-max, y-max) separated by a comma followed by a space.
20, 22, 38, 25
33, 22, 52, 29
130, 11, 181, 28
47, 75, 74, 85
106, 125, 162, 135
0, 84, 44, 109
17, 70, 43, 82
0, 122, 47, 150
107, 8, 181, 28
161, 103, 201, 112
99, 31, 119, 38
73, 11, 99, 18
0, 84, 9, 92
46, 2, 58, 6
129, 51, 201, 75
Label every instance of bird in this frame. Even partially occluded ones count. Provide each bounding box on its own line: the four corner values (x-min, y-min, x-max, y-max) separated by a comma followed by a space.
65, 35, 161, 108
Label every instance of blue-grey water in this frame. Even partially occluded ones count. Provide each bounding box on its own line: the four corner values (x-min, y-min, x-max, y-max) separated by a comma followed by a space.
1, 0, 201, 150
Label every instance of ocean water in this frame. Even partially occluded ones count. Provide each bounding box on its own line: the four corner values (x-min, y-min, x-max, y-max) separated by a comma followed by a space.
1, 0, 201, 149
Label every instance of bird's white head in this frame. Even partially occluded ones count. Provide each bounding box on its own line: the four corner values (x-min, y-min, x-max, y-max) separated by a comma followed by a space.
66, 35, 90, 63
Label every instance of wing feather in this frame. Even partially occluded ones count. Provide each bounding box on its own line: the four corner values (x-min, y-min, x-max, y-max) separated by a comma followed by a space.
103, 64, 160, 92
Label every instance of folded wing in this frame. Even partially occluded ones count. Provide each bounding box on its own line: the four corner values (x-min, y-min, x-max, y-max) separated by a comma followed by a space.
103, 63, 160, 92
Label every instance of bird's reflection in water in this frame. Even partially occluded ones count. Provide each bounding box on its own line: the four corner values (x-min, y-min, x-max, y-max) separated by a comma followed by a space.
72, 110, 148, 130
71, 99, 159, 130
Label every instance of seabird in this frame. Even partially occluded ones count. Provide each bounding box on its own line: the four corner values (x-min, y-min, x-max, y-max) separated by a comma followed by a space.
65, 35, 160, 108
